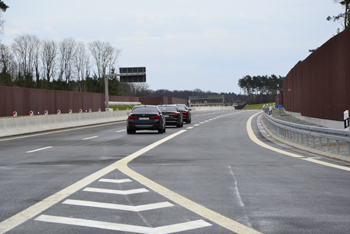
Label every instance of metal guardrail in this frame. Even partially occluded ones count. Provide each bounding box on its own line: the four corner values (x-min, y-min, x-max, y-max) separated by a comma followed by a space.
262, 108, 350, 156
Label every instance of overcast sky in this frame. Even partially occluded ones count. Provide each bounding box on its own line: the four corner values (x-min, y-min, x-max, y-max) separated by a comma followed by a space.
1, 0, 343, 94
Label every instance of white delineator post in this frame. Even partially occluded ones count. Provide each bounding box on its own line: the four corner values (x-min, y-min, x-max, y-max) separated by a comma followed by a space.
344, 110, 349, 130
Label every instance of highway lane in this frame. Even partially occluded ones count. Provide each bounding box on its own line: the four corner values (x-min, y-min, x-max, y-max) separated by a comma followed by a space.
1, 110, 350, 233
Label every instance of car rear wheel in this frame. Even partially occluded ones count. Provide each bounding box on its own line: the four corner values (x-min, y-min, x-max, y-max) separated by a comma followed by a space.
158, 127, 165, 134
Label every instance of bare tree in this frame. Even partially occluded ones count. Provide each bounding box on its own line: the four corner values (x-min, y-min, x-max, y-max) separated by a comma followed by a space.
11, 34, 40, 78
0, 43, 14, 86
58, 38, 76, 83
88, 40, 121, 78
327, 0, 350, 31
0, 1, 9, 40
74, 42, 90, 92
41, 39, 57, 85
133, 83, 151, 97
0, 43, 12, 72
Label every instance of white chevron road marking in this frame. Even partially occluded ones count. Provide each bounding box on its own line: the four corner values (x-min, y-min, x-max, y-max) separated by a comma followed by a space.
83, 187, 149, 195
63, 199, 174, 212
98, 178, 132, 184
35, 215, 212, 234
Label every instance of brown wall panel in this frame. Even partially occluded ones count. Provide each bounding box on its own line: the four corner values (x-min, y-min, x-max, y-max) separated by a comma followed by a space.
0, 86, 105, 117
283, 28, 350, 121
109, 96, 139, 102
0, 86, 186, 117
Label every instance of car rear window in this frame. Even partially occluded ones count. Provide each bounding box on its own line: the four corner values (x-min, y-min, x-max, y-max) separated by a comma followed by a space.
177, 105, 187, 111
158, 106, 177, 112
132, 107, 158, 114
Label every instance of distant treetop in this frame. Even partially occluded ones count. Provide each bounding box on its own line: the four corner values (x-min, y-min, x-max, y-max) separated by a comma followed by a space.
0, 1, 8, 12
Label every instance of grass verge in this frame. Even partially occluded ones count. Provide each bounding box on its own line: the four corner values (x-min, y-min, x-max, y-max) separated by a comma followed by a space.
243, 102, 275, 110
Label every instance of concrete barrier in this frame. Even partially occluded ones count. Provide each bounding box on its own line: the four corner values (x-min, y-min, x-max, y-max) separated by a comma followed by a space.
0, 111, 128, 138
0, 106, 235, 138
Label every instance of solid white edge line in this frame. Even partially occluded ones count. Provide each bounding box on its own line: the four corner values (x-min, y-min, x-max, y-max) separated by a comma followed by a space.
26, 146, 53, 153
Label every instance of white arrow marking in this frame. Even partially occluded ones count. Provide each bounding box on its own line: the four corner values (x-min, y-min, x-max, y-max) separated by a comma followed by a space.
98, 178, 132, 184
83, 136, 98, 140
83, 187, 149, 195
35, 215, 212, 233
63, 199, 174, 212
26, 146, 53, 153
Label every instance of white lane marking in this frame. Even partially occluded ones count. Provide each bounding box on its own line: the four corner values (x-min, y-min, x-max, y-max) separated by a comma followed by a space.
98, 178, 132, 184
83, 136, 98, 140
116, 130, 125, 133
186, 127, 194, 129
26, 146, 53, 154
83, 187, 149, 195
35, 215, 211, 233
199, 122, 205, 124
63, 199, 174, 212
193, 124, 200, 126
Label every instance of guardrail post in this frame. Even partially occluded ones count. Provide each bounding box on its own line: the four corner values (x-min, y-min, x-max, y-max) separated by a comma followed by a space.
312, 136, 315, 148
347, 142, 350, 155
327, 139, 330, 151
319, 137, 322, 150
336, 140, 340, 154
301, 134, 304, 144
306, 135, 309, 146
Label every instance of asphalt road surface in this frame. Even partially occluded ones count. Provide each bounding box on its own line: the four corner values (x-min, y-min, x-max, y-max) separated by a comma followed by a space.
0, 110, 350, 234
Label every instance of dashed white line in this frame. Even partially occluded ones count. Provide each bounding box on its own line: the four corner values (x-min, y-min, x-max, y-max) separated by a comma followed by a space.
186, 127, 194, 129
63, 199, 174, 212
193, 124, 200, 126
26, 146, 53, 154
116, 130, 125, 133
35, 215, 211, 233
83, 187, 149, 195
98, 178, 132, 184
83, 136, 98, 140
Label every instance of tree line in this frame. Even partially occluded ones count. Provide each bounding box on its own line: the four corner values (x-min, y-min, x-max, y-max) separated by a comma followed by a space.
0, 34, 143, 96
238, 74, 284, 104
149, 89, 246, 105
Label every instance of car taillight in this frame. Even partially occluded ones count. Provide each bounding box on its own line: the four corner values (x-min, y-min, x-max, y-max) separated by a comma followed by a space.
170, 113, 179, 117
150, 115, 160, 119
128, 115, 138, 120
182, 111, 188, 114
